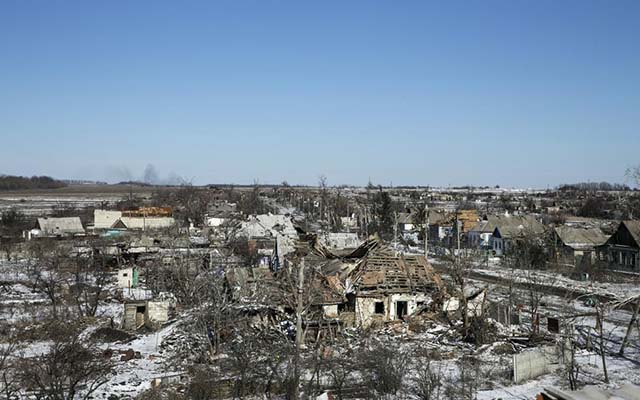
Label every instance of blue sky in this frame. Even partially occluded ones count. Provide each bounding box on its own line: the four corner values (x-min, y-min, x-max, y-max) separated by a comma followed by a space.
0, 1, 638, 187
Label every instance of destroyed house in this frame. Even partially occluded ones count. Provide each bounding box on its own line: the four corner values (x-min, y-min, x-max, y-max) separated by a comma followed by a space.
599, 220, 640, 272
397, 212, 416, 233
205, 202, 237, 227
427, 210, 452, 242
241, 214, 297, 257
346, 248, 442, 327
312, 268, 350, 321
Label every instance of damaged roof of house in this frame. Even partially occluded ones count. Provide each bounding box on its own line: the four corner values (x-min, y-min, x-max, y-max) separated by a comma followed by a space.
349, 247, 443, 296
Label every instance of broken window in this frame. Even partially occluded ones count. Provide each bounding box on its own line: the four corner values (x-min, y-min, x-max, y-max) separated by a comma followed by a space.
135, 305, 146, 329
396, 301, 408, 319
344, 293, 356, 312
547, 317, 560, 334
374, 302, 385, 314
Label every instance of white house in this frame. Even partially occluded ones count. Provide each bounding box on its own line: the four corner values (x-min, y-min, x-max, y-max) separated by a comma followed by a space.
30, 217, 85, 238
117, 267, 138, 289
94, 209, 175, 231
321, 232, 361, 250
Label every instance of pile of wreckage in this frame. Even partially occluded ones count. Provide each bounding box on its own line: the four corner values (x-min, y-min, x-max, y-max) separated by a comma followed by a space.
538, 383, 640, 400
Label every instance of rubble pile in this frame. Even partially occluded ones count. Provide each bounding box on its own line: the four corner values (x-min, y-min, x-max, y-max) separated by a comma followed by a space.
160, 328, 210, 364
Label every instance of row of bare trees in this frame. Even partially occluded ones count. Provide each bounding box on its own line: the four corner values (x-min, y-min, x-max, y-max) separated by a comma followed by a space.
0, 238, 118, 399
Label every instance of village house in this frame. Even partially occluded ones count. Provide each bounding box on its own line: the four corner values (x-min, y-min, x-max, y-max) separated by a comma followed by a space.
598, 220, 640, 272
449, 209, 480, 248
344, 247, 443, 328
491, 215, 545, 256
553, 225, 609, 266
29, 216, 85, 238
469, 214, 549, 251
467, 217, 497, 249
94, 208, 176, 231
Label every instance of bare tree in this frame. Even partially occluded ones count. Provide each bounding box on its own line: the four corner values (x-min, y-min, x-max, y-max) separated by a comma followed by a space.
26, 240, 70, 320
324, 349, 356, 400
319, 175, 328, 225
0, 208, 29, 261
0, 339, 19, 400
359, 343, 409, 398
448, 256, 473, 334
442, 354, 480, 400
70, 246, 113, 318
521, 270, 546, 336
238, 181, 270, 215
17, 323, 113, 400
227, 329, 294, 399
410, 357, 442, 400
147, 244, 233, 356
626, 165, 640, 188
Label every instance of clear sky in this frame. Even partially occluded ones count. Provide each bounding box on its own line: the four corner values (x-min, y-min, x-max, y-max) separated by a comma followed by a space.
1, 1, 638, 188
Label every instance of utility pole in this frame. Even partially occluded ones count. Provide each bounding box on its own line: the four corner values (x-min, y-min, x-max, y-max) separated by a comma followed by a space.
296, 258, 305, 347
293, 257, 305, 400
424, 203, 429, 258
596, 304, 609, 383
456, 211, 461, 259
393, 211, 398, 255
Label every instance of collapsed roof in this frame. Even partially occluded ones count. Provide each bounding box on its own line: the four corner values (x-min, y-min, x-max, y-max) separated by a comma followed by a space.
348, 246, 443, 297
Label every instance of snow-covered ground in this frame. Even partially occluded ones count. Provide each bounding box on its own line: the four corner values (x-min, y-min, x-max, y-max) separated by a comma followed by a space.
94, 323, 184, 398
3, 254, 640, 399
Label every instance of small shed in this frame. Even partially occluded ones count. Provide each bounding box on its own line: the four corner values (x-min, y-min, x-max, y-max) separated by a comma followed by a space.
117, 267, 139, 289
123, 300, 169, 331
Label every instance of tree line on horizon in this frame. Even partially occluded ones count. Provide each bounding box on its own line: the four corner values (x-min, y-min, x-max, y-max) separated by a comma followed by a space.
0, 175, 67, 191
